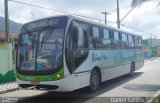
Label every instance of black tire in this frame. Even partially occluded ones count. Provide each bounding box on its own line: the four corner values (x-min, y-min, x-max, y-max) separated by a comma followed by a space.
89, 69, 100, 92
130, 63, 135, 76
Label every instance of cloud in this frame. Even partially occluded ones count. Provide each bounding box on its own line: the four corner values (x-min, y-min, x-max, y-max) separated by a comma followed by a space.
121, 1, 160, 39
0, 0, 4, 16
0, 0, 160, 39
6, 0, 133, 23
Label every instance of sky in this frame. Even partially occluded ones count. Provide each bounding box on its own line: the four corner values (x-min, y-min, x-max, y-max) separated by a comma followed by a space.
0, 0, 160, 39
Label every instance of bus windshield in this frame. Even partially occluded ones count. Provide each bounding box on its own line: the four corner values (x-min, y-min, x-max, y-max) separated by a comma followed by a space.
17, 16, 68, 73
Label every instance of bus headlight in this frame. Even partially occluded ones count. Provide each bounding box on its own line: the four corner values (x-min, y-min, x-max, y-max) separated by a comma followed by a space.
18, 74, 21, 79
56, 74, 61, 78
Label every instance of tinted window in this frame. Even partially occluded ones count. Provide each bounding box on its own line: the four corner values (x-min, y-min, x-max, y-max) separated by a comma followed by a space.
122, 33, 128, 42
77, 23, 88, 48
122, 33, 128, 49
93, 26, 100, 37
113, 31, 121, 49
135, 37, 142, 49
128, 35, 134, 48
135, 37, 139, 48
102, 28, 112, 49
65, 20, 89, 73
114, 31, 119, 40
103, 29, 110, 39
102, 39, 112, 48
90, 26, 101, 48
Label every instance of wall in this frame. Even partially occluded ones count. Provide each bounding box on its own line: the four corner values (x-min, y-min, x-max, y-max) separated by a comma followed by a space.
143, 40, 150, 58
150, 47, 157, 57
0, 43, 14, 83
157, 46, 160, 57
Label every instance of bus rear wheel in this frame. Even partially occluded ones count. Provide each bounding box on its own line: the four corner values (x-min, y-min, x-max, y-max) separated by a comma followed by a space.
89, 69, 100, 92
130, 63, 135, 76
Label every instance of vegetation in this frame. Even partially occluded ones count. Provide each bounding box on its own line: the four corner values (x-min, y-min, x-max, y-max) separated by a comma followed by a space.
0, 16, 22, 33
131, 0, 160, 13
131, 0, 153, 8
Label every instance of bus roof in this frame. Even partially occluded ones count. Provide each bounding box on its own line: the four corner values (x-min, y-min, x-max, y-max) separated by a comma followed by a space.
23, 15, 142, 38
70, 15, 142, 38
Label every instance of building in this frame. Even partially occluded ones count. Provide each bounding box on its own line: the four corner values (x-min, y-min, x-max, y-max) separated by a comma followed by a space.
143, 38, 160, 58
143, 40, 150, 58
0, 32, 18, 42
156, 45, 160, 57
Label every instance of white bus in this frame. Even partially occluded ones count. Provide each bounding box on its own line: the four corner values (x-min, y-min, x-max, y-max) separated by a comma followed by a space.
16, 15, 144, 92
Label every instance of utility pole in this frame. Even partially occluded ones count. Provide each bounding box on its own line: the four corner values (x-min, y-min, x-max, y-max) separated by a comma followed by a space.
102, 11, 108, 25
117, 0, 120, 29
4, 0, 9, 42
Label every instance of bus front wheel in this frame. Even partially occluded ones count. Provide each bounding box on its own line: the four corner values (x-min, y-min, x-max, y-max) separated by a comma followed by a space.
89, 69, 100, 92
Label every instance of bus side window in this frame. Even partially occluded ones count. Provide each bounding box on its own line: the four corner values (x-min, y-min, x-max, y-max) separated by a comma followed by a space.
128, 35, 134, 49
73, 22, 89, 68
133, 36, 135, 48
122, 33, 128, 49
93, 26, 99, 37
66, 20, 89, 73
138, 37, 142, 49
90, 26, 101, 49
77, 23, 88, 49
119, 32, 122, 48
113, 31, 121, 49
140, 38, 142, 49
135, 37, 141, 49
102, 28, 112, 49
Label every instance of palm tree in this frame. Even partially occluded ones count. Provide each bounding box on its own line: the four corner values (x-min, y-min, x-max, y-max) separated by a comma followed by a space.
131, 0, 153, 8
131, 0, 160, 8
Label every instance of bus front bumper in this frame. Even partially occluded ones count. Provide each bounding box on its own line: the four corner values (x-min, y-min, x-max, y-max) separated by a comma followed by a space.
16, 74, 80, 92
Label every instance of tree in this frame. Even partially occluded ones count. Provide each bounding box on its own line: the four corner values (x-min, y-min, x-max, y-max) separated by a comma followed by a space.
131, 0, 160, 9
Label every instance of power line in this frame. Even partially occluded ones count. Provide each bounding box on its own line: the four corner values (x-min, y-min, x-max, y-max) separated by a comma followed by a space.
121, 24, 143, 32
8, 0, 154, 35
120, 8, 135, 23
8, 0, 116, 24
109, 9, 117, 15
9, 0, 68, 14
120, 23, 153, 35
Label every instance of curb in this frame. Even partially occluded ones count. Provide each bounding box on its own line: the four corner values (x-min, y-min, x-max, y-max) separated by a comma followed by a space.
144, 58, 158, 63
146, 90, 160, 103
0, 87, 18, 94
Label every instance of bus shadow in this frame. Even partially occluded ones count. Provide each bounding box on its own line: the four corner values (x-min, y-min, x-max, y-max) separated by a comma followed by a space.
17, 72, 143, 103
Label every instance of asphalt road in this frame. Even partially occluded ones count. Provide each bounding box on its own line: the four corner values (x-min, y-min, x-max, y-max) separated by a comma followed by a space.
0, 58, 160, 103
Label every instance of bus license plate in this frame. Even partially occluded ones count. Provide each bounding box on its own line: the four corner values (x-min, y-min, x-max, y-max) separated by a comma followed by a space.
31, 81, 40, 85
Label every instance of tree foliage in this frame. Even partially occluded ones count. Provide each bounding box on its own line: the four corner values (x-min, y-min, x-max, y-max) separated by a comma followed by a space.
131, 0, 153, 8
131, 0, 160, 13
